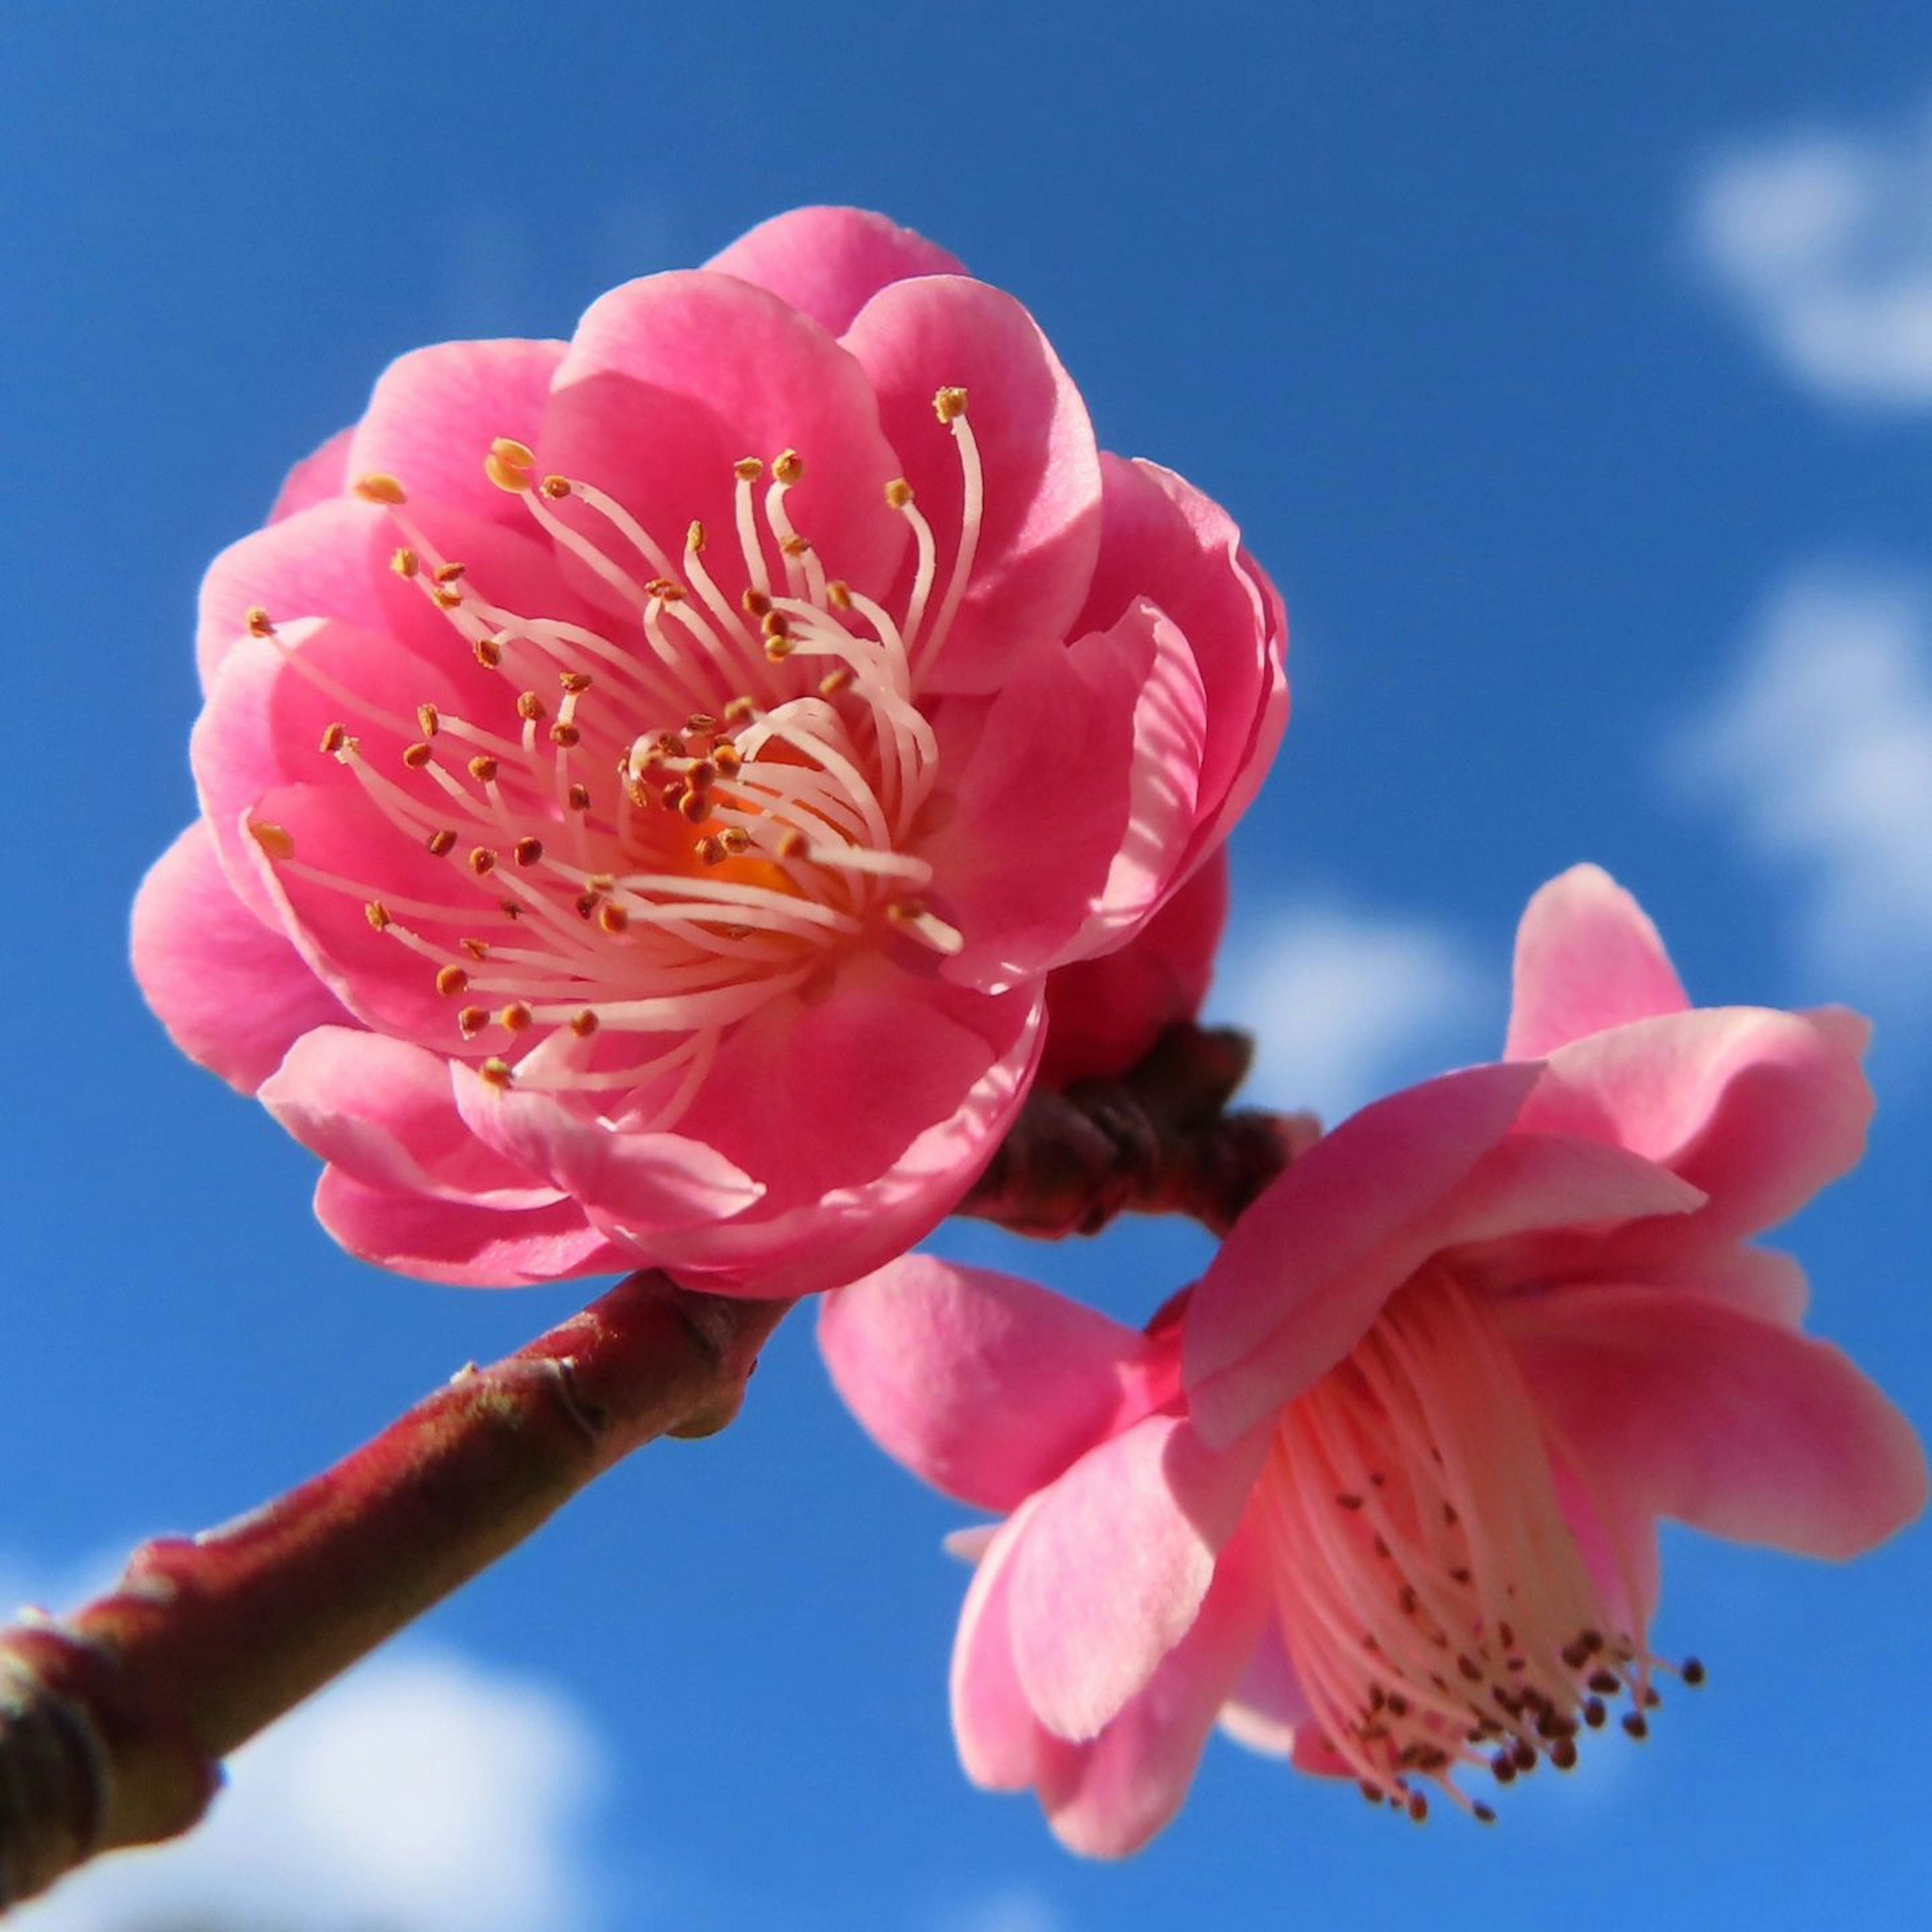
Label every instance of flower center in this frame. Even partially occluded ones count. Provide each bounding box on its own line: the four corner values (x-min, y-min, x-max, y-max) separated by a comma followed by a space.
245, 389, 984, 1125
1257, 1267, 1702, 1824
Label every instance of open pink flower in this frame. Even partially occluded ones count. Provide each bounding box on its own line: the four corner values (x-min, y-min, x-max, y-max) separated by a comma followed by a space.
133, 208, 1287, 1295
820, 865, 1926, 1852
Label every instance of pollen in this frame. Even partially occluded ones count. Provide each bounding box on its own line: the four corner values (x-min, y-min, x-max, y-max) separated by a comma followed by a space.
933, 385, 969, 422
391, 547, 420, 578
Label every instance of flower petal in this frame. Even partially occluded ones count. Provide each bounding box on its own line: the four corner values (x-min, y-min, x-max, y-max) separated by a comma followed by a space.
1216, 1613, 1311, 1759
313, 1167, 625, 1286
269, 426, 354, 523
707, 206, 967, 335
1185, 1062, 1543, 1448
1034, 1526, 1270, 1858
1505, 865, 1690, 1061
1504, 1285, 1927, 1560
819, 1256, 1148, 1512
131, 821, 352, 1095
1519, 1006, 1874, 1238
841, 276, 1105, 688
347, 338, 565, 526
951, 1499, 1056, 1793
261, 1028, 561, 1208
1039, 850, 1229, 1087
1009, 1414, 1265, 1742
545, 270, 906, 609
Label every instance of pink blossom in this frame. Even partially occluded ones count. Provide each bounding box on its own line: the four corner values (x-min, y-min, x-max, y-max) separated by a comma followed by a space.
133, 208, 1287, 1295
820, 865, 1926, 1852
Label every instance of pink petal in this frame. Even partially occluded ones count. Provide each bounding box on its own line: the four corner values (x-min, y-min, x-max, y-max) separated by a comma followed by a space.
453, 1071, 764, 1232
269, 427, 354, 523
1519, 1006, 1875, 1238
841, 276, 1104, 689
819, 1255, 1149, 1512
625, 979, 1045, 1297
131, 821, 353, 1094
1438, 1130, 1706, 1251
928, 601, 1202, 993
1039, 849, 1229, 1087
1505, 865, 1691, 1061
1504, 1285, 1927, 1560
346, 338, 566, 526
1185, 1062, 1543, 1448
1217, 1614, 1311, 1758
1073, 457, 1287, 860
1009, 1414, 1266, 1741
313, 1167, 626, 1286
544, 270, 906, 610
706, 206, 967, 335
260, 1029, 560, 1208
1034, 1525, 1271, 1858
952, 1500, 1055, 1793
1552, 1452, 1662, 1637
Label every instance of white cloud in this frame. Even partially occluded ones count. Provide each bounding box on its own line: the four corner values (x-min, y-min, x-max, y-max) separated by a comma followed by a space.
1208, 900, 1496, 1122
1691, 96, 1932, 407
935, 1891, 1068, 1932
1667, 569, 1932, 1011
14, 1643, 608, 1932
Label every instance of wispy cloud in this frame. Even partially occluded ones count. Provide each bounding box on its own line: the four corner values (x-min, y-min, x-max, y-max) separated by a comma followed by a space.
1209, 899, 1497, 1122
1666, 568, 1932, 1016
15, 1642, 608, 1932
935, 1890, 1069, 1932
1690, 95, 1932, 408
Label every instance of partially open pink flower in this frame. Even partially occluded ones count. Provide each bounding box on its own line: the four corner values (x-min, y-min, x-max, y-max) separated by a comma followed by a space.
820, 865, 1925, 1852
133, 208, 1287, 1295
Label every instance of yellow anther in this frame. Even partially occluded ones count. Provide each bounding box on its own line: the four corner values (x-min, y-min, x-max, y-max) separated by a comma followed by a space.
560, 670, 593, 694
248, 821, 294, 859
570, 1008, 600, 1037
426, 828, 457, 857
492, 436, 536, 469
245, 606, 275, 638
365, 901, 392, 932
468, 847, 497, 876
435, 964, 469, 998
513, 836, 544, 867
417, 703, 440, 736
934, 385, 969, 423
827, 580, 853, 610
695, 835, 727, 866
460, 937, 491, 960
734, 456, 765, 481
354, 473, 408, 505
479, 1057, 514, 1088
598, 901, 631, 935
819, 668, 853, 696
318, 722, 347, 755
780, 533, 812, 557
390, 547, 420, 579
500, 1003, 533, 1033
485, 450, 532, 493
718, 826, 752, 855
567, 782, 592, 812
458, 1005, 489, 1037
474, 636, 503, 669
541, 474, 572, 499
687, 519, 706, 552
431, 586, 463, 610
885, 478, 914, 509
549, 721, 581, 748
432, 561, 467, 584
403, 741, 434, 769
467, 755, 500, 783
516, 690, 546, 722
773, 449, 804, 486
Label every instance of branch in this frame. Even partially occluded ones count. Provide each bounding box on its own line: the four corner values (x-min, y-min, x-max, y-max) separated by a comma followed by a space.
962, 1023, 1320, 1238
0, 1274, 791, 1911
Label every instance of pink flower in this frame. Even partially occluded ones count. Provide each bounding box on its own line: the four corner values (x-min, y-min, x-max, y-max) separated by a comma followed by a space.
133, 208, 1287, 1295
820, 865, 1926, 1853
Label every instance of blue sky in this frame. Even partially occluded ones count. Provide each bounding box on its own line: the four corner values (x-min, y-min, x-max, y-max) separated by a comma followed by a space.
6, 4, 1931, 1926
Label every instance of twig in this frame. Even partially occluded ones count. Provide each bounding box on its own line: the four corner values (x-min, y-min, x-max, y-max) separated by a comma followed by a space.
0, 1275, 791, 1911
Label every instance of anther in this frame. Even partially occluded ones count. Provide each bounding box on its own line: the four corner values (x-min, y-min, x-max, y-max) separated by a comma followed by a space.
457, 1005, 488, 1037
1681, 1659, 1707, 1688
417, 703, 440, 736
474, 636, 503, 669
431, 586, 464, 610
885, 478, 914, 509
426, 829, 457, 857
517, 690, 546, 722
435, 964, 468, 998
549, 721, 581, 748
561, 671, 593, 694
1473, 1804, 1497, 1826
246, 607, 275, 638
742, 588, 772, 618
468, 756, 500, 783
733, 457, 764, 481
598, 902, 630, 935
933, 385, 969, 422
500, 1003, 533, 1033
686, 519, 706, 551
723, 695, 757, 722
827, 579, 853, 609
390, 548, 419, 578
460, 938, 491, 960
514, 837, 544, 867
354, 473, 408, 505
541, 474, 571, 499
486, 438, 536, 493
713, 743, 743, 774
433, 561, 466, 584
718, 826, 751, 855
570, 1008, 599, 1037
403, 741, 434, 769
1583, 1698, 1607, 1729
772, 449, 803, 485
319, 722, 347, 755
695, 835, 727, 866
249, 822, 295, 859
468, 848, 497, 876
479, 1057, 514, 1088
567, 782, 592, 811
1622, 1713, 1649, 1741
365, 902, 392, 932
780, 534, 812, 557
